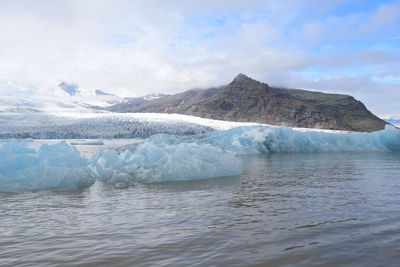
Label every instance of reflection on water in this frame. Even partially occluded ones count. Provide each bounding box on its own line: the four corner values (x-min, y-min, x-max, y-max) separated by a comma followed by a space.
1, 152, 400, 266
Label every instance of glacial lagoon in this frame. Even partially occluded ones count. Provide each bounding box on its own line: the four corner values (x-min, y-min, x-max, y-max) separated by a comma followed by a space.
1, 149, 400, 266
1, 125, 400, 266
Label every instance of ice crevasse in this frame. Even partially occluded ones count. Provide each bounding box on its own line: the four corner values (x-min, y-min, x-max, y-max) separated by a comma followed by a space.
1, 124, 400, 192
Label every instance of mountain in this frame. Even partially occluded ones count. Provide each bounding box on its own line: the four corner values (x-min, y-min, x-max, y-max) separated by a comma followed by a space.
58, 85, 168, 108
56, 83, 123, 107
100, 93, 169, 112
58, 82, 79, 96
107, 73, 387, 132
95, 89, 116, 96
142, 93, 170, 100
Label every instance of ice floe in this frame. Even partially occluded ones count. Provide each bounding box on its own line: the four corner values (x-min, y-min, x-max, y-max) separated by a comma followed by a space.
89, 134, 240, 186
0, 140, 94, 192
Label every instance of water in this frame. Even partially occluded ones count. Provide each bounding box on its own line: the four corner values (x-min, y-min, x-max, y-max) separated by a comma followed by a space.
1, 151, 400, 266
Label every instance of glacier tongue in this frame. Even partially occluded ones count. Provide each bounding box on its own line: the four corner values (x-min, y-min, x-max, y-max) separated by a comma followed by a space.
0, 113, 213, 139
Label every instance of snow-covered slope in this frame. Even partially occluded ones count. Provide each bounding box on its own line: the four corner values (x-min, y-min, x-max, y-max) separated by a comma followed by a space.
0, 80, 95, 113
0, 80, 39, 96
0, 79, 127, 113
56, 82, 124, 107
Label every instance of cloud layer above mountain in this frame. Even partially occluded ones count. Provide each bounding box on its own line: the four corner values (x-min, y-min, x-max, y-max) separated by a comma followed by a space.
0, 0, 399, 116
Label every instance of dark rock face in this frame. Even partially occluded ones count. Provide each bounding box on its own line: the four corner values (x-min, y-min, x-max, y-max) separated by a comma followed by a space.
108, 74, 387, 132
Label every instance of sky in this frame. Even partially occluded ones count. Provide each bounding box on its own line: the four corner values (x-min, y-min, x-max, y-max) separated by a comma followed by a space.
0, 0, 399, 117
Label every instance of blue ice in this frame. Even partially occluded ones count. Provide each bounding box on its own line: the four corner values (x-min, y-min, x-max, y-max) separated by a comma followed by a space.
206, 125, 400, 154
0, 140, 94, 192
89, 134, 240, 187
1, 124, 399, 192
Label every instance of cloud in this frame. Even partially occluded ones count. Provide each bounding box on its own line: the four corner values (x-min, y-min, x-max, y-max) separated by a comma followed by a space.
0, 0, 312, 94
0, 0, 399, 116
302, 21, 323, 43
264, 73, 400, 117
301, 1, 400, 44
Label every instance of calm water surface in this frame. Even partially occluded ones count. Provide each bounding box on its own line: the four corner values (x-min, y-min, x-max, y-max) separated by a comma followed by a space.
1, 151, 400, 266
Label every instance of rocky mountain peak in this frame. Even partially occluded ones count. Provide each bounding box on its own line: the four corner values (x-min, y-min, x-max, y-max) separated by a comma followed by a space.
232, 73, 251, 82
228, 73, 269, 92
229, 73, 268, 87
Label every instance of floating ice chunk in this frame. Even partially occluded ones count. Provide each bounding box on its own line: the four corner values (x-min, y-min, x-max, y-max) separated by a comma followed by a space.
70, 140, 104, 145
206, 125, 400, 154
2, 123, 399, 192
0, 140, 94, 192
89, 134, 241, 186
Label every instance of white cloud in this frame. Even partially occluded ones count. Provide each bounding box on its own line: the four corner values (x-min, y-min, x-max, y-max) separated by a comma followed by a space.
0, 0, 399, 116
0, 0, 312, 95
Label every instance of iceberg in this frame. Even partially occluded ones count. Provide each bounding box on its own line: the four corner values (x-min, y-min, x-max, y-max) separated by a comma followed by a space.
1, 123, 399, 192
0, 140, 94, 192
206, 125, 400, 154
0, 135, 241, 192
89, 134, 241, 187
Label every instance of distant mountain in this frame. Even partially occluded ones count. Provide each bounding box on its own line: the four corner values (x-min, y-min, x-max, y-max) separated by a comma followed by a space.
95, 89, 116, 96
56, 83, 124, 107
0, 80, 83, 113
103, 93, 169, 112
58, 82, 79, 96
142, 93, 169, 100
107, 73, 387, 132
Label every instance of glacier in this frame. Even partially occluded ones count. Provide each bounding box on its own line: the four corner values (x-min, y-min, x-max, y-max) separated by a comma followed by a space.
1, 123, 399, 192
0, 112, 261, 139
0, 113, 214, 139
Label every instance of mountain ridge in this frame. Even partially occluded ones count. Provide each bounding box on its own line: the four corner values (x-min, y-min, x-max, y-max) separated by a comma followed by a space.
107, 74, 387, 132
